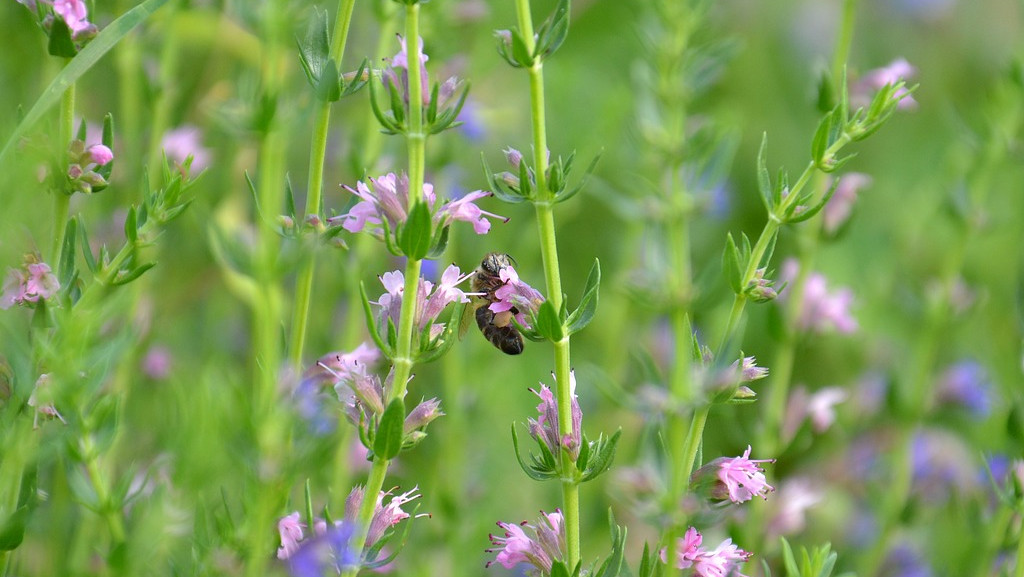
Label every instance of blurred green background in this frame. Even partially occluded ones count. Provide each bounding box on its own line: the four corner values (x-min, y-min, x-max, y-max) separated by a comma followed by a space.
1, 0, 1022, 575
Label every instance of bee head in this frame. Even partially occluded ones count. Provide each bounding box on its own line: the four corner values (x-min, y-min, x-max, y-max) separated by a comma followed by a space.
481, 252, 516, 276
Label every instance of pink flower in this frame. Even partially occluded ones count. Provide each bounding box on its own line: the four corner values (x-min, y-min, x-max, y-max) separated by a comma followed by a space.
823, 173, 872, 234
661, 527, 753, 577
1, 260, 60, 310
528, 373, 582, 460
27, 374, 65, 429
387, 35, 430, 105
141, 345, 173, 380
486, 510, 566, 574
767, 478, 823, 537
489, 265, 544, 328
854, 58, 917, 110
345, 486, 424, 552
53, 0, 94, 37
374, 265, 472, 341
277, 512, 306, 560
780, 259, 858, 334
86, 144, 113, 166
161, 125, 210, 171
439, 191, 508, 234
691, 446, 774, 504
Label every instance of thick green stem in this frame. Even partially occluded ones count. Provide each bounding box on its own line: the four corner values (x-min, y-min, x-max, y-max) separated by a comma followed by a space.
288, 0, 359, 367
515, 0, 579, 567
342, 6, 427, 573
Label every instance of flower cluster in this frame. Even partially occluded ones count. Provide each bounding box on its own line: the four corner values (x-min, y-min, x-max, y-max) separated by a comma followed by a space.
375, 264, 473, 341
529, 374, 582, 460
66, 138, 113, 194
488, 263, 545, 328
690, 446, 775, 504
331, 172, 506, 239
18, 0, 97, 40
486, 510, 566, 576
660, 527, 752, 577
277, 486, 423, 572
1, 258, 60, 310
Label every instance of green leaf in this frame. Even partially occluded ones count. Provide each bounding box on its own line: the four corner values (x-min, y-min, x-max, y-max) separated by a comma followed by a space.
78, 216, 98, 273
397, 202, 432, 260
534, 300, 565, 342
593, 510, 627, 577
417, 300, 464, 363
554, 151, 601, 204
811, 111, 833, 170
110, 262, 156, 286
722, 233, 743, 294
510, 425, 557, 481
537, 0, 571, 60
368, 74, 400, 134
511, 29, 534, 67
296, 6, 330, 89
374, 398, 406, 460
0, 506, 30, 551
551, 561, 572, 577
316, 58, 341, 102
566, 258, 600, 335
581, 429, 621, 482
0, 0, 173, 172
359, 282, 390, 356
58, 217, 77, 284
786, 176, 840, 224
781, 538, 799, 576
47, 16, 78, 57
756, 133, 773, 212
124, 206, 138, 243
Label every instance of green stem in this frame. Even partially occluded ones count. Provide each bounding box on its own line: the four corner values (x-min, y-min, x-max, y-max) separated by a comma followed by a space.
342, 7, 427, 573
288, 0, 358, 368
80, 435, 126, 545
515, 0, 579, 567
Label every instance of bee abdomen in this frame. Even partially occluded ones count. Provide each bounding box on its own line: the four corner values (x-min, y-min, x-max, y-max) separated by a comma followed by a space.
476, 306, 524, 355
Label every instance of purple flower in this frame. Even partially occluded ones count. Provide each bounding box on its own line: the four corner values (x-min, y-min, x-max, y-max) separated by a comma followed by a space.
911, 428, 980, 501
691, 446, 774, 504
27, 373, 65, 429
1, 260, 60, 310
66, 139, 113, 194
141, 345, 173, 380
880, 545, 933, 577
53, 0, 96, 38
86, 144, 113, 166
823, 173, 872, 234
332, 172, 505, 239
767, 478, 823, 537
374, 265, 472, 341
853, 58, 917, 110
935, 361, 993, 418
277, 512, 306, 560
528, 372, 582, 460
386, 35, 430, 106
660, 527, 753, 576
486, 510, 566, 574
286, 522, 358, 577
488, 264, 544, 328
780, 259, 858, 334
161, 125, 210, 171
345, 486, 424, 553
781, 385, 848, 443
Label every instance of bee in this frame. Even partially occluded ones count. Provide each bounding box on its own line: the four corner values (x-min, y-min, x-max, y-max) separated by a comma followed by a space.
467, 252, 525, 355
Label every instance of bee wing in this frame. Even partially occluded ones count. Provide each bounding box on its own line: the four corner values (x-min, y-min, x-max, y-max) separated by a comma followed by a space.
459, 296, 485, 340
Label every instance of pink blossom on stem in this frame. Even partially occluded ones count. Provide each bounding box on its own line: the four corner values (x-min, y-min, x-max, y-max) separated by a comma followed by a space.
438, 191, 508, 234
489, 265, 544, 328
660, 527, 753, 577
1, 260, 60, 310
854, 58, 917, 110
53, 0, 95, 37
528, 372, 582, 460
161, 125, 211, 171
486, 510, 566, 574
780, 259, 858, 334
277, 512, 306, 560
691, 446, 774, 504
375, 265, 472, 341
345, 486, 424, 552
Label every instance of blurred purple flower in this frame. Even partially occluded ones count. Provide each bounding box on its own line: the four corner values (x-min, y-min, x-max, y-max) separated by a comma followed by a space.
141, 345, 173, 380
286, 522, 358, 577
691, 445, 774, 504
486, 510, 566, 574
1, 260, 60, 310
161, 125, 210, 171
456, 99, 486, 141
935, 360, 993, 418
780, 259, 858, 334
529, 372, 582, 460
823, 173, 872, 235
782, 385, 848, 443
880, 544, 933, 577
345, 486, 423, 553
853, 58, 917, 110
911, 428, 980, 500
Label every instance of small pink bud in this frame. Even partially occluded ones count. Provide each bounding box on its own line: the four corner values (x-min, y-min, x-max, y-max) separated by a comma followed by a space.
87, 144, 113, 166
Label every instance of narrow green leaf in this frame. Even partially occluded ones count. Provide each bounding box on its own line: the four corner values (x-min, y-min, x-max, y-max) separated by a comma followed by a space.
811, 111, 832, 169
786, 176, 840, 224
124, 206, 138, 243
78, 216, 97, 273
511, 30, 534, 67
722, 233, 742, 294
756, 133, 773, 212
58, 217, 77, 284
359, 282, 389, 355
47, 17, 78, 57
0, 507, 30, 551
781, 538, 799, 577
397, 202, 432, 260
374, 398, 406, 459
581, 429, 621, 482
316, 58, 341, 102
110, 262, 156, 286
566, 258, 600, 335
511, 425, 557, 481
550, 561, 571, 577
0, 0, 173, 171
